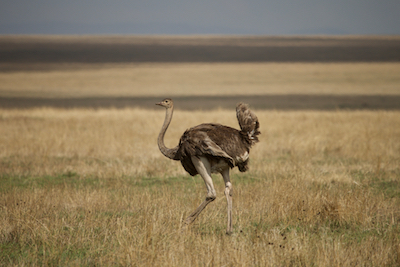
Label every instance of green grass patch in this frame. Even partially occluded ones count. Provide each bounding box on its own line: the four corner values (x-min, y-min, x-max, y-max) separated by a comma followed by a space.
0, 173, 101, 192
0, 171, 262, 193
350, 169, 400, 200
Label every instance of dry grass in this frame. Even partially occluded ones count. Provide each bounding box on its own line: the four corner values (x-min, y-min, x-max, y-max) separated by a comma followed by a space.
1, 62, 400, 97
1, 107, 399, 266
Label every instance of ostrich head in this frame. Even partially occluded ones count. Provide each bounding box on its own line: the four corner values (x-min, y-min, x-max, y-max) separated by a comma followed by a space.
156, 98, 174, 109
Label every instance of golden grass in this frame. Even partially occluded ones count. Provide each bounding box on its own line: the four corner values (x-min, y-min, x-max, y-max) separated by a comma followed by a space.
1, 107, 400, 266
1, 62, 400, 97
0, 108, 399, 178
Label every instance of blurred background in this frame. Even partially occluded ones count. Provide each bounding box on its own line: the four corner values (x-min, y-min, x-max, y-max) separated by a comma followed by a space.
1, 0, 400, 35
0, 0, 399, 110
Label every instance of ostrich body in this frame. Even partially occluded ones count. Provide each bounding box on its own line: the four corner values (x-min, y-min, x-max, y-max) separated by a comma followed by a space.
156, 98, 260, 234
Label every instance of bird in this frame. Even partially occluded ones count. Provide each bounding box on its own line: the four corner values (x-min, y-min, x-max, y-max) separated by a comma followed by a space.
156, 98, 260, 235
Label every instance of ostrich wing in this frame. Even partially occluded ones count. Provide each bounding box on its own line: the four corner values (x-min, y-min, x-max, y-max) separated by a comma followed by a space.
200, 135, 235, 167
178, 125, 235, 167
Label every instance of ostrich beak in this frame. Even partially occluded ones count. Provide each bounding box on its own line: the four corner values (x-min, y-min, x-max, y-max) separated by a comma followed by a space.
155, 102, 162, 106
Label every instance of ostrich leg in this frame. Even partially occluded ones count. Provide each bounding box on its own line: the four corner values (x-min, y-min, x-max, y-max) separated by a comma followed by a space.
222, 168, 233, 235
182, 156, 216, 230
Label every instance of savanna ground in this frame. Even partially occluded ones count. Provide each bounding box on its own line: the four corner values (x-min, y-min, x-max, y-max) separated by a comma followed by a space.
1, 36, 400, 266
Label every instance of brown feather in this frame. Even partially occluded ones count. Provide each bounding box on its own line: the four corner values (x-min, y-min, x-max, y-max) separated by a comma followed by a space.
176, 123, 253, 176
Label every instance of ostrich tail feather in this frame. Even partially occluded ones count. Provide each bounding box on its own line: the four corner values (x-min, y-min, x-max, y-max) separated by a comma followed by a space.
236, 103, 260, 145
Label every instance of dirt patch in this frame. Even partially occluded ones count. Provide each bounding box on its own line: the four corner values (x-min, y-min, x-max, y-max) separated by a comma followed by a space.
1, 36, 399, 71
1, 95, 400, 110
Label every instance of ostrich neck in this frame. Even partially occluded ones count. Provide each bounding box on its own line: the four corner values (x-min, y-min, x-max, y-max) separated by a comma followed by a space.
158, 107, 179, 160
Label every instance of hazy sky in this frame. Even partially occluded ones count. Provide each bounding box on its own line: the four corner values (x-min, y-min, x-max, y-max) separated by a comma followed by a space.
1, 0, 399, 35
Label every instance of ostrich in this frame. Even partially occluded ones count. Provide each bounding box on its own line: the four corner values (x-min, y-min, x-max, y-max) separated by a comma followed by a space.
156, 98, 260, 234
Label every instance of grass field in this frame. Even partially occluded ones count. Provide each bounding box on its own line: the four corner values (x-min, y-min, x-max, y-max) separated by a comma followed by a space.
1, 107, 399, 266
1, 36, 400, 266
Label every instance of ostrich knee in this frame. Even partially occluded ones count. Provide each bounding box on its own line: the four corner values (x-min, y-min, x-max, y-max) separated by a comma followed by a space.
207, 190, 217, 201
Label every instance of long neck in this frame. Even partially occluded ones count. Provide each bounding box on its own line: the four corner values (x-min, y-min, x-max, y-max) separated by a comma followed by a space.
158, 107, 179, 160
